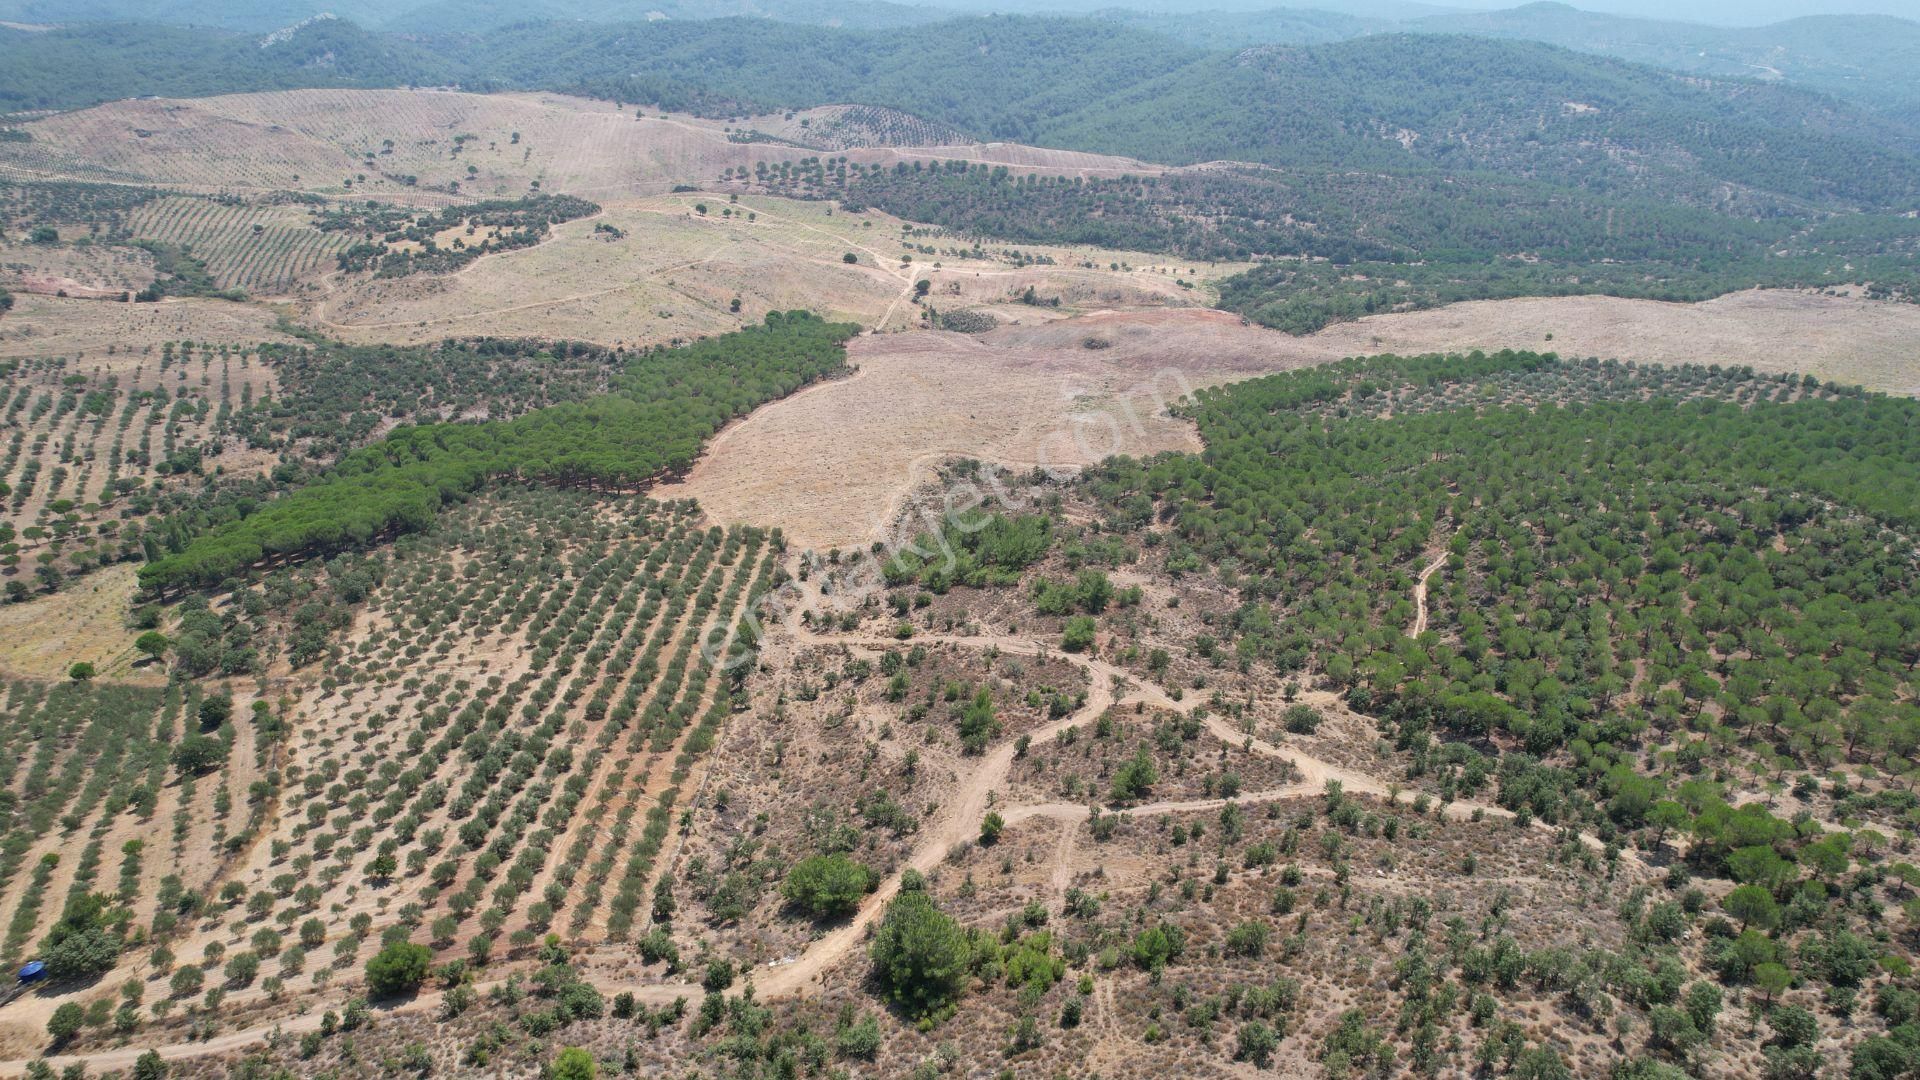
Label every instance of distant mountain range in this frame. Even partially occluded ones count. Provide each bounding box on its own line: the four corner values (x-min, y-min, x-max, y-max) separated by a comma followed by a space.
5, 12, 1915, 219
1, 1, 1912, 125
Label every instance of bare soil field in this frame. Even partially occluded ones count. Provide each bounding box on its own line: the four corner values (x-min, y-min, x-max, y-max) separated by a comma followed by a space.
662, 291, 1920, 550
653, 309, 1288, 551
0, 90, 1159, 200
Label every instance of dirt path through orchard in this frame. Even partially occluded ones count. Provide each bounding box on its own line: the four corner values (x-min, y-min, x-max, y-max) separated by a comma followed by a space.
1411, 548, 1449, 638
0, 572, 1631, 1076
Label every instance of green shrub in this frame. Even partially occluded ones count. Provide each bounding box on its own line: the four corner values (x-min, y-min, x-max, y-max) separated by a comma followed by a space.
364, 941, 433, 997
870, 889, 969, 1020
781, 854, 873, 919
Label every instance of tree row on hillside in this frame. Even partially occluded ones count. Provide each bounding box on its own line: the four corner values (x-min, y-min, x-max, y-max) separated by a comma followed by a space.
139, 312, 856, 592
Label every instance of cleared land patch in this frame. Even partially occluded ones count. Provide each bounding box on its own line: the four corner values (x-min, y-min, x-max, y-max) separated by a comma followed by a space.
653, 309, 1300, 551
1311, 288, 1920, 395
302, 192, 1226, 346
0, 238, 154, 299
0, 562, 149, 681
662, 290, 1920, 550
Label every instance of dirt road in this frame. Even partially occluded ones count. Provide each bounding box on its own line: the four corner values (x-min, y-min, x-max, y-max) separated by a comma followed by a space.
0, 567, 1617, 1076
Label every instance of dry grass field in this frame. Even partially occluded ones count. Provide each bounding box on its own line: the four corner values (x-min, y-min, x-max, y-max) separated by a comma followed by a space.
0, 562, 150, 682
301, 191, 1225, 346
0, 90, 1159, 200
0, 239, 154, 300
1313, 287, 1920, 396
654, 310, 1284, 551
0, 293, 297, 360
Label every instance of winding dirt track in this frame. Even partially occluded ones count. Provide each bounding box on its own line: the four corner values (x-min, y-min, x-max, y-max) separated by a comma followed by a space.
1411, 548, 1450, 638
0, 569, 1611, 1077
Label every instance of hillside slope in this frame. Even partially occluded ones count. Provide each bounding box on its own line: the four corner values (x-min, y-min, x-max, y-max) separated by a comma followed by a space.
6, 16, 1916, 214
1415, 5, 1920, 125
1026, 33, 1920, 208
486, 18, 1920, 210
0, 18, 453, 113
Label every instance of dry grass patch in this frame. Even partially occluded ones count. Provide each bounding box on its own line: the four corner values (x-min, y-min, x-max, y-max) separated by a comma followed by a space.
0, 562, 149, 681
1312, 288, 1920, 395
0, 293, 296, 359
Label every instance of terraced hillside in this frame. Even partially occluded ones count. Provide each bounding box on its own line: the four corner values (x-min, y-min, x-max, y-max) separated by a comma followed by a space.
125, 197, 349, 295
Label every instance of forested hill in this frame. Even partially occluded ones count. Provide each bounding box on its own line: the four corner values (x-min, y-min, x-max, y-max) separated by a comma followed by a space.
1105, 5, 1920, 127
0, 19, 451, 113
1409, 6, 1920, 127
454, 18, 1920, 210
0, 0, 945, 34
479, 16, 1210, 145
481, 17, 1920, 208
1027, 33, 1920, 209
6, 15, 1918, 214
8, 0, 1917, 125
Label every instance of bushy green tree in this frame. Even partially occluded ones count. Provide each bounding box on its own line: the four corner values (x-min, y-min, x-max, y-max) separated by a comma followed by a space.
134, 632, 169, 661
46, 1003, 84, 1043
781, 855, 871, 918
870, 888, 969, 1019
550, 1047, 596, 1080
1724, 884, 1780, 931
1110, 747, 1158, 802
170, 734, 226, 775
364, 941, 432, 997
979, 812, 1005, 845
40, 893, 125, 979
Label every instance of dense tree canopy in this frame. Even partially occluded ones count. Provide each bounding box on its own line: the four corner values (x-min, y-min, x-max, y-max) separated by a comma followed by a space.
1090, 352, 1920, 861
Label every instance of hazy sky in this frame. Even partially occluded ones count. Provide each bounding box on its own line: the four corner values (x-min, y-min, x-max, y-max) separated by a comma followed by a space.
950, 0, 1920, 26
1449, 0, 1920, 22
